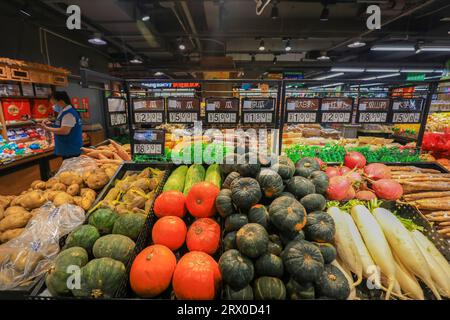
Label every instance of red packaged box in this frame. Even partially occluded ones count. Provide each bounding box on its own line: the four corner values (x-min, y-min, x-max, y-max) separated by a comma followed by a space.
31, 99, 51, 119
1, 99, 31, 121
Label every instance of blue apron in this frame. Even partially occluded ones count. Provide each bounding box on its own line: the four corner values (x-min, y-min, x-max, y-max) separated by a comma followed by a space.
53, 106, 83, 157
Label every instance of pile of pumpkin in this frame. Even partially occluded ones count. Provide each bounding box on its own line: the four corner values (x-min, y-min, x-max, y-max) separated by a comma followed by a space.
128, 164, 223, 299
216, 154, 351, 300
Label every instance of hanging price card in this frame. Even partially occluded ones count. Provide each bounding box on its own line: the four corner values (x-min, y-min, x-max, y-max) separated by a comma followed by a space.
167, 97, 200, 124
356, 98, 390, 124
320, 98, 353, 123
205, 98, 239, 124
132, 98, 165, 125
133, 129, 165, 156
107, 98, 128, 127
285, 98, 320, 123
390, 98, 424, 124
242, 98, 276, 125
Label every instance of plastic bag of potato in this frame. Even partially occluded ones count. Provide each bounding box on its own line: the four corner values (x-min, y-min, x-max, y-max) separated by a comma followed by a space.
0, 203, 85, 290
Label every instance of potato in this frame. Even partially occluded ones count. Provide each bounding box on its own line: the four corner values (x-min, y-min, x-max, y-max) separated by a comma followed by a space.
17, 190, 46, 210
30, 208, 41, 218
10, 249, 43, 272
80, 198, 94, 211
0, 195, 12, 208
4, 206, 29, 217
73, 196, 83, 207
59, 171, 83, 186
44, 190, 60, 202
0, 228, 24, 243
104, 167, 118, 179
30, 180, 46, 190
67, 184, 80, 196
84, 169, 110, 190
51, 182, 67, 192
45, 177, 60, 190
0, 211, 32, 231
80, 188, 96, 201
53, 192, 74, 207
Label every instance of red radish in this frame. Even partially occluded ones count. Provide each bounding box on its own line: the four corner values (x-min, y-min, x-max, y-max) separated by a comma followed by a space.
346, 171, 363, 185
356, 190, 377, 201
326, 166, 341, 178
372, 179, 403, 200
326, 176, 352, 201
344, 152, 367, 169
364, 163, 392, 180
314, 157, 326, 170
339, 166, 352, 175
343, 186, 356, 201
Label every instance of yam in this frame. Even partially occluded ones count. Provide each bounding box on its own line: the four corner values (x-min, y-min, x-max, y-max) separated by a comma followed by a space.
67, 184, 80, 196
51, 182, 67, 192
59, 171, 83, 186
17, 191, 46, 210
53, 192, 74, 207
0, 211, 32, 231
0, 228, 24, 243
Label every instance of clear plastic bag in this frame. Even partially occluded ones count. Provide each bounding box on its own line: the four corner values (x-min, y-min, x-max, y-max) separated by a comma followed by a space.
55, 156, 98, 176
0, 202, 85, 290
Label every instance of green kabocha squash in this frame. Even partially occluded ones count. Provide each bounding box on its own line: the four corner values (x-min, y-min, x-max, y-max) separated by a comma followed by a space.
278, 192, 296, 199
223, 172, 240, 189
225, 214, 248, 232
237, 153, 261, 178
88, 208, 119, 235
281, 240, 324, 283
224, 284, 254, 300
310, 171, 329, 195
271, 155, 295, 180
267, 241, 283, 256
268, 196, 307, 234
286, 176, 315, 199
280, 230, 305, 246
255, 253, 284, 277
315, 264, 350, 300
112, 213, 146, 241
254, 277, 286, 300
72, 257, 126, 298
92, 234, 135, 264
286, 278, 315, 300
313, 242, 337, 264
222, 153, 239, 175
231, 177, 262, 210
248, 204, 270, 229
64, 225, 100, 254
304, 211, 335, 243
236, 223, 269, 258
45, 247, 89, 296
269, 234, 282, 246
256, 169, 284, 199
219, 249, 255, 290
216, 189, 235, 218
258, 153, 272, 167
223, 231, 237, 251
300, 194, 327, 213
295, 157, 320, 178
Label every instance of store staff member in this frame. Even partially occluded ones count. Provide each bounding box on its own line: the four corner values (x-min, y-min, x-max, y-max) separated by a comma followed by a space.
40, 91, 83, 159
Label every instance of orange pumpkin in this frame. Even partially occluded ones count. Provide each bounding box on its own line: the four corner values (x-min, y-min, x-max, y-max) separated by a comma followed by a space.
186, 182, 220, 218
152, 216, 187, 251
130, 244, 177, 298
186, 218, 220, 255
172, 251, 222, 300
154, 190, 186, 218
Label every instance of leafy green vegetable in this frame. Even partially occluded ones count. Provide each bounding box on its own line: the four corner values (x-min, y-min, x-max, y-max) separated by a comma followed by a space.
394, 214, 425, 232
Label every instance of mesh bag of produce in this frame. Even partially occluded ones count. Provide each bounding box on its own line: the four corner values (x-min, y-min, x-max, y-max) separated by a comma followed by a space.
55, 156, 98, 177
0, 203, 85, 290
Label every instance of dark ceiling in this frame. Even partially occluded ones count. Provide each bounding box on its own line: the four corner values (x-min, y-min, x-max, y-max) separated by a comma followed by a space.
2, 0, 450, 79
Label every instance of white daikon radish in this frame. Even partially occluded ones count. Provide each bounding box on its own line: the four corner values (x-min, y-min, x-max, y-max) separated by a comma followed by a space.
411, 230, 450, 280
328, 207, 363, 287
411, 231, 450, 297
372, 207, 441, 300
340, 210, 377, 279
332, 259, 357, 300
393, 252, 424, 300
350, 205, 397, 300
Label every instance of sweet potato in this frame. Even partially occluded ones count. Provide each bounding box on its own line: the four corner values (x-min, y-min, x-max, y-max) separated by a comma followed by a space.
67, 184, 80, 196
17, 190, 46, 210
53, 192, 74, 207
0, 228, 24, 243
51, 182, 67, 192
0, 211, 32, 231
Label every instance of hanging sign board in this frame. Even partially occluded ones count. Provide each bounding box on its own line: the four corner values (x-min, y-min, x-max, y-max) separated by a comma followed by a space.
241, 98, 276, 124
320, 98, 354, 123
167, 97, 200, 123
132, 98, 165, 125
107, 97, 128, 127
356, 98, 391, 124
205, 98, 239, 124
390, 98, 425, 124
285, 98, 320, 123
133, 129, 165, 156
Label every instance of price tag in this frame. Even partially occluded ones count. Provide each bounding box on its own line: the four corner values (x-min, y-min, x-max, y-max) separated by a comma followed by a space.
390, 98, 424, 124
321, 112, 351, 123
133, 129, 165, 156
286, 112, 317, 123
205, 98, 239, 124
358, 112, 388, 123
392, 112, 421, 123
285, 98, 320, 123
132, 98, 165, 125
167, 98, 200, 123
242, 98, 276, 125
109, 112, 127, 126
356, 99, 390, 124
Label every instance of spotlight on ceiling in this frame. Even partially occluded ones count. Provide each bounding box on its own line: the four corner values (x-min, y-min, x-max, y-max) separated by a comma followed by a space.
154, 71, 164, 76
320, 5, 329, 21
317, 52, 330, 61
141, 15, 150, 22
271, 1, 279, 19
88, 33, 107, 45
285, 39, 292, 52
348, 40, 366, 48
130, 56, 143, 64
259, 39, 265, 51
178, 39, 186, 51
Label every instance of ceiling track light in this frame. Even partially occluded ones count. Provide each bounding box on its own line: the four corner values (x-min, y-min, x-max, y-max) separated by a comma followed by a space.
317, 52, 330, 61
348, 40, 366, 48
130, 56, 143, 64
88, 33, 107, 45
320, 2, 329, 22
178, 39, 186, 51
271, 1, 279, 20
285, 39, 292, 52
141, 15, 150, 22
259, 39, 265, 51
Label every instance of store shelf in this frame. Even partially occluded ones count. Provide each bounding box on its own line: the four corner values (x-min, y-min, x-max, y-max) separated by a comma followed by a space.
0, 119, 49, 129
